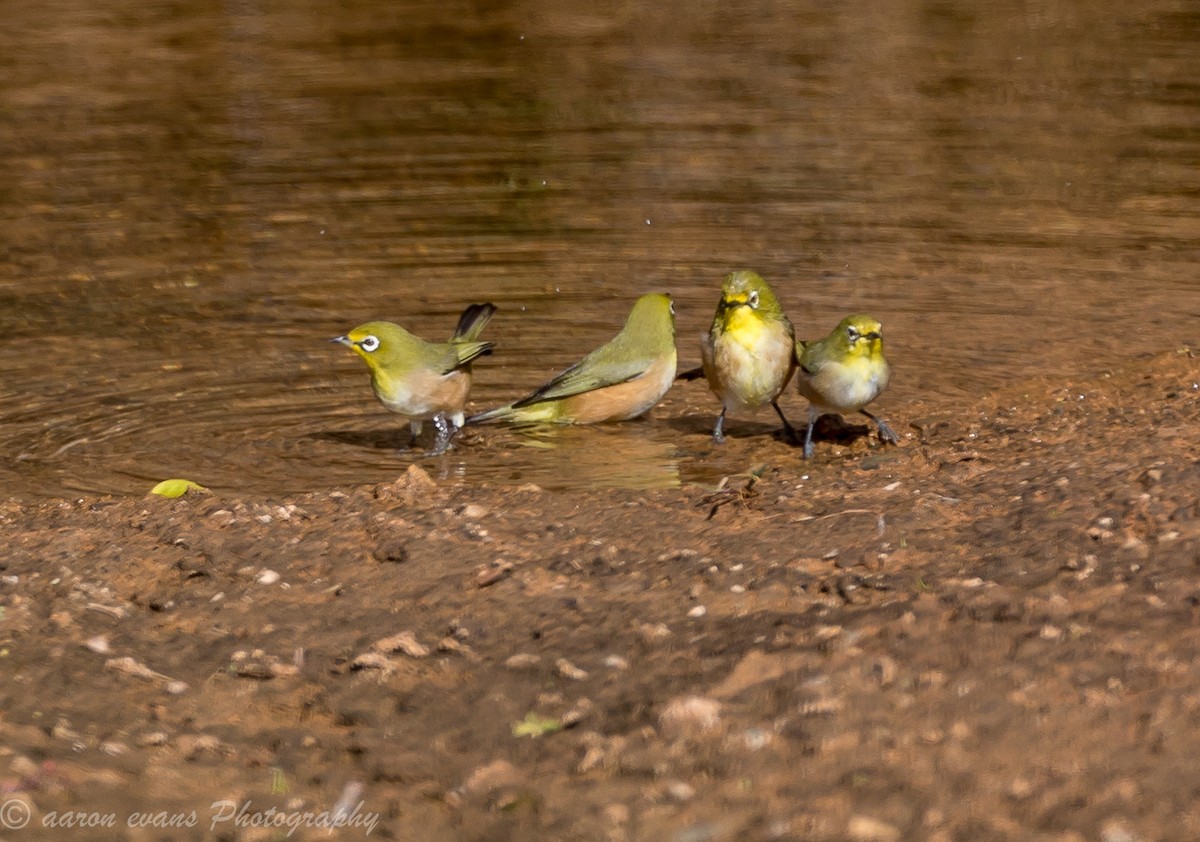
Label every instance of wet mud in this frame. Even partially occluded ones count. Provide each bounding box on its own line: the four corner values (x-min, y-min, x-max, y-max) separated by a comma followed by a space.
3, 348, 1199, 840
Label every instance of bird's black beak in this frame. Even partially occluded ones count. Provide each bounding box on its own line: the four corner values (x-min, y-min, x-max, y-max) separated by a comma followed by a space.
330, 335, 351, 346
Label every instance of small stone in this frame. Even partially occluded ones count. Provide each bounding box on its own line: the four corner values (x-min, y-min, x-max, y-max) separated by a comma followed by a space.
372, 540, 409, 563
504, 653, 542, 670
660, 696, 721, 737
664, 780, 696, 802
177, 734, 224, 760
85, 635, 111, 654
556, 658, 589, 681
350, 652, 397, 672
438, 636, 480, 661
137, 731, 170, 747
1100, 819, 1137, 842
847, 815, 901, 842
636, 622, 672, 646
256, 569, 281, 585
52, 721, 80, 742
371, 631, 430, 658
687, 605, 707, 618
476, 561, 513, 587
562, 698, 594, 727
730, 584, 746, 594
459, 503, 488, 519
166, 680, 189, 695
462, 759, 520, 797
603, 655, 629, 670
742, 728, 772, 750
376, 465, 438, 503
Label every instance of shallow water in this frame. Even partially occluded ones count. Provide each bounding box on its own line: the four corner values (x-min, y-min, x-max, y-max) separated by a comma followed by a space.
1, 0, 1198, 498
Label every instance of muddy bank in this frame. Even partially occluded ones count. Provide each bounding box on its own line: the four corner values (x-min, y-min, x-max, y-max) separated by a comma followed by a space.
1, 348, 1199, 841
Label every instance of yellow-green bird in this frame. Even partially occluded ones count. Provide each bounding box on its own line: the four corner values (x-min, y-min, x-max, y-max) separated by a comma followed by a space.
468, 293, 676, 425
684, 270, 798, 443
332, 303, 496, 455
794, 314, 899, 458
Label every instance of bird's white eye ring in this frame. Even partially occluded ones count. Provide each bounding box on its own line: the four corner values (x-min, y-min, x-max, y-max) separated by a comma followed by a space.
358, 335, 380, 353
748, 291, 760, 308
846, 326, 860, 342
669, 301, 676, 316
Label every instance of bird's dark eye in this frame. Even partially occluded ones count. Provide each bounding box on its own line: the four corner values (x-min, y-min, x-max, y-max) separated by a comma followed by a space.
846, 326, 860, 342
358, 335, 380, 353
748, 291, 760, 308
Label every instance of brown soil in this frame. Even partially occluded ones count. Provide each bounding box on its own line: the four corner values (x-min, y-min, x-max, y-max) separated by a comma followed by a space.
2, 348, 1199, 842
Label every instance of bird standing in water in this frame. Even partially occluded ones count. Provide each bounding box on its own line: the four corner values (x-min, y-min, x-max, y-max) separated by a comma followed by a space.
332, 303, 496, 455
794, 314, 899, 458
687, 270, 798, 443
468, 293, 676, 425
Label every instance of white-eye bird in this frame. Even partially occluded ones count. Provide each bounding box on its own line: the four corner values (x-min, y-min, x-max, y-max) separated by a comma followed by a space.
794, 314, 899, 458
332, 303, 496, 455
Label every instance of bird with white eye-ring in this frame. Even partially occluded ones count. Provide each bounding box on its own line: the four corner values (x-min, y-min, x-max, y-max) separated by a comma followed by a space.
331, 304, 496, 455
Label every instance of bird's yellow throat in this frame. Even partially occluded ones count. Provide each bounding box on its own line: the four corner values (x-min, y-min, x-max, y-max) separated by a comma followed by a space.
722, 304, 773, 346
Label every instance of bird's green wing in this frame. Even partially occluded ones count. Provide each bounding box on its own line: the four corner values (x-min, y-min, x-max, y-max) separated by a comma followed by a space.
511, 349, 651, 408
432, 339, 494, 375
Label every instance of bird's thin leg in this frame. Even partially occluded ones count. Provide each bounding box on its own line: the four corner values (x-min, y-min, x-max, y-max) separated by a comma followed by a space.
860, 409, 900, 445
712, 408, 727, 444
772, 401, 799, 443
429, 414, 459, 456
802, 406, 819, 459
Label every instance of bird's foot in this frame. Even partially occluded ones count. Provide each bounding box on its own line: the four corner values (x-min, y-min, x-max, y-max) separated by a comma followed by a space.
862, 410, 900, 445
428, 415, 460, 456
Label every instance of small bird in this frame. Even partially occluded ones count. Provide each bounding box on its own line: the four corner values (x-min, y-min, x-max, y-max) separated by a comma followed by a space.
684, 270, 798, 443
468, 293, 676, 425
794, 314, 899, 458
332, 303, 496, 455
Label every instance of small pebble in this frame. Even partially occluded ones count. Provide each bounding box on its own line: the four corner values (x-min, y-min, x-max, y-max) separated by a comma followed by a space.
504, 653, 542, 670
664, 780, 696, 802
556, 658, 589, 681
256, 569, 281, 585
660, 696, 721, 736
847, 815, 901, 842
687, 605, 707, 618
459, 503, 488, 519
603, 654, 629, 670
371, 631, 430, 658
350, 652, 396, 672
137, 731, 170, 747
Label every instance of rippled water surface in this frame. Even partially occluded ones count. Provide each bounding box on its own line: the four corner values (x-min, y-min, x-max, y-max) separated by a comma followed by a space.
2, 0, 1198, 497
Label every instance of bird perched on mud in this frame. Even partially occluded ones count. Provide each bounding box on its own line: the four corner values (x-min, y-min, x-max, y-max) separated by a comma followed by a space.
332, 303, 496, 455
679, 270, 798, 443
468, 293, 676, 425
794, 314, 899, 458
